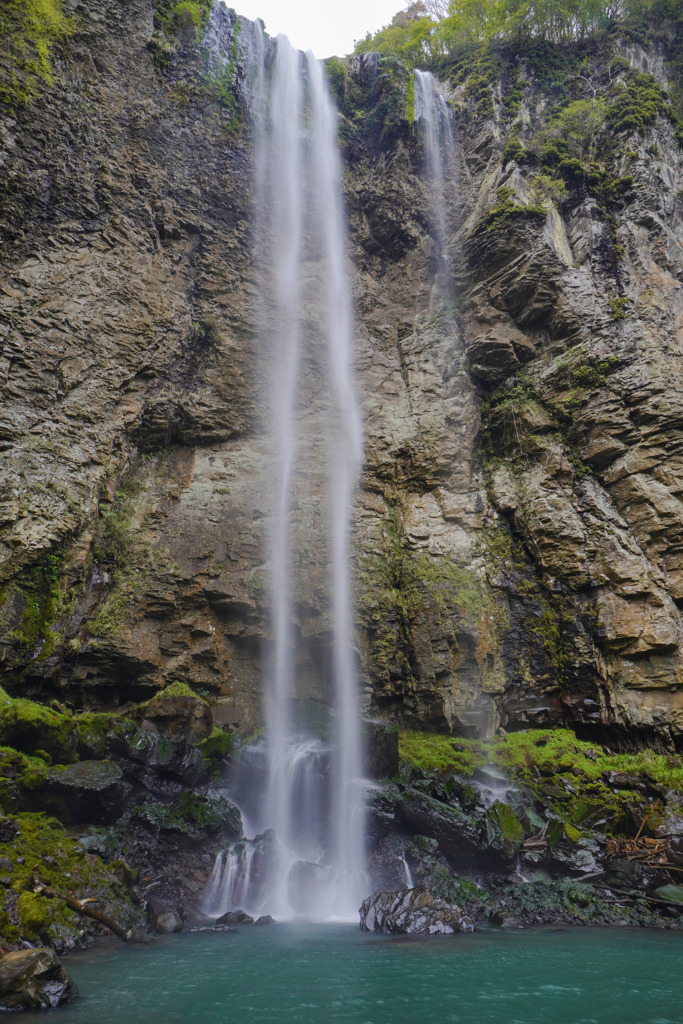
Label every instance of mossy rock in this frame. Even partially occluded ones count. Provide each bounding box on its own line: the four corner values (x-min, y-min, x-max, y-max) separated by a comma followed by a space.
0, 700, 76, 763
0, 812, 144, 947
0, 747, 49, 811
197, 727, 237, 764
132, 789, 241, 842
486, 801, 524, 859
133, 682, 212, 743
36, 761, 131, 825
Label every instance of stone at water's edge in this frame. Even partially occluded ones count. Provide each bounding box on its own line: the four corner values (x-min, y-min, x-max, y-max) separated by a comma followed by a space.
359, 888, 475, 935
0, 948, 74, 1011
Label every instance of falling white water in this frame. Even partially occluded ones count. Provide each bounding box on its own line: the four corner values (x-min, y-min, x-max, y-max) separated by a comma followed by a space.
413, 70, 454, 280
399, 852, 414, 889
203, 25, 367, 923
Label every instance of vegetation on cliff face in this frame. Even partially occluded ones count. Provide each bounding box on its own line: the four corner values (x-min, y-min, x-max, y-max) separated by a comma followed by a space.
356, 0, 683, 66
0, 0, 73, 107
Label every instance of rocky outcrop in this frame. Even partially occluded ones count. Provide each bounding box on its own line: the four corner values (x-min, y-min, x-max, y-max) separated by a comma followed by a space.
360, 887, 475, 934
0, 948, 74, 1011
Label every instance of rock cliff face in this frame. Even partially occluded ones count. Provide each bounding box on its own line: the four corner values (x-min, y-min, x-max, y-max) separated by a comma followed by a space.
1, 0, 683, 750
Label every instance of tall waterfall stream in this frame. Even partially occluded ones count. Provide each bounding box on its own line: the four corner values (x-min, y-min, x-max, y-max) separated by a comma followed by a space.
203, 25, 366, 922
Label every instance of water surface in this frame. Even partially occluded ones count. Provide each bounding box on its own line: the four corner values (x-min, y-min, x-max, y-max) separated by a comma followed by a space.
23, 925, 683, 1024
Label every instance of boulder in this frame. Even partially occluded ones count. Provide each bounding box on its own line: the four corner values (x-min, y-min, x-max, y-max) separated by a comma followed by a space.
132, 684, 212, 744
0, 948, 74, 1011
37, 760, 131, 824
395, 789, 485, 869
359, 888, 475, 935
148, 899, 184, 934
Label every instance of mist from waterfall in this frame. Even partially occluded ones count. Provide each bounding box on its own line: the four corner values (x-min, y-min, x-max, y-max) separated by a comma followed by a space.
203, 23, 367, 923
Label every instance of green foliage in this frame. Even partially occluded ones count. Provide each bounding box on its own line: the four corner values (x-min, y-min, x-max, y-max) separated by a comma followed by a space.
607, 69, 670, 134
608, 295, 630, 319
354, 0, 642, 68
475, 186, 547, 233
530, 171, 567, 206
538, 98, 607, 163
0, 0, 73, 108
154, 0, 212, 44
354, 7, 437, 66
570, 357, 620, 389
502, 133, 530, 164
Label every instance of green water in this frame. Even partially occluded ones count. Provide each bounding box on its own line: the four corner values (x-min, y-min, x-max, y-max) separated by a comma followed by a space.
19, 925, 683, 1024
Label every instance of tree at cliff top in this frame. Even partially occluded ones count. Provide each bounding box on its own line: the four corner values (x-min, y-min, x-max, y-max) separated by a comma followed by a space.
354, 0, 683, 64
0, 0, 72, 108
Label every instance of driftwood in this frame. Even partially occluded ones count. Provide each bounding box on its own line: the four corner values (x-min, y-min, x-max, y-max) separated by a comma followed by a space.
605, 835, 671, 864
32, 867, 132, 943
522, 823, 548, 852
605, 802, 672, 867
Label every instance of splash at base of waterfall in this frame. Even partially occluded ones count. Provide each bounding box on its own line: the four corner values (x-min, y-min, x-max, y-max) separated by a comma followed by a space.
202, 737, 368, 922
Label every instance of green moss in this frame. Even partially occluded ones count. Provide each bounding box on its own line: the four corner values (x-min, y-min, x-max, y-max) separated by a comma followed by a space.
16, 892, 53, 940
149, 679, 208, 704
0, 811, 142, 945
197, 727, 236, 763
398, 731, 487, 776
132, 790, 239, 840
400, 726, 683, 799
570, 357, 620, 389
491, 801, 524, 843
0, 746, 49, 810
0, 910, 19, 944
3, 552, 73, 662
405, 72, 415, 123
0, 698, 76, 763
154, 0, 212, 44
0, 0, 74, 109
357, 504, 505, 684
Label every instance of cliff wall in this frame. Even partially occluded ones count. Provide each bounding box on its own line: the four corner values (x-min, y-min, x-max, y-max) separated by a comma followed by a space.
1, 0, 683, 751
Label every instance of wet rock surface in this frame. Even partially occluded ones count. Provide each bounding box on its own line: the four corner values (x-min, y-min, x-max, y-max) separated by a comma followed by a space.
0, 948, 74, 1011
360, 887, 475, 934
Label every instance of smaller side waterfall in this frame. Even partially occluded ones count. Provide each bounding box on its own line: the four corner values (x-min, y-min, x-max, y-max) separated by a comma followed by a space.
399, 852, 414, 889
413, 70, 454, 293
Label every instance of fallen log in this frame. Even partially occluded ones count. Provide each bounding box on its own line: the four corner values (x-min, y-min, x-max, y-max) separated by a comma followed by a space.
32, 868, 132, 943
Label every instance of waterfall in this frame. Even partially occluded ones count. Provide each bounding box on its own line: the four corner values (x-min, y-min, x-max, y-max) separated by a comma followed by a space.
399, 852, 414, 889
204, 24, 367, 922
413, 70, 454, 296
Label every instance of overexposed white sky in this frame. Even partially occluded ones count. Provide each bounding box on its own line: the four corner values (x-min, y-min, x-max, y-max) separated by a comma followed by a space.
228, 0, 403, 58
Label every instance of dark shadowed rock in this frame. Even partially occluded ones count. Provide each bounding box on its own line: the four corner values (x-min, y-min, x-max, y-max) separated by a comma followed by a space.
0, 948, 74, 1011
362, 721, 399, 780
360, 888, 475, 935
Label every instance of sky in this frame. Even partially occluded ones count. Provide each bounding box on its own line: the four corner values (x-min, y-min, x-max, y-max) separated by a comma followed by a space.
226, 0, 403, 58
